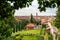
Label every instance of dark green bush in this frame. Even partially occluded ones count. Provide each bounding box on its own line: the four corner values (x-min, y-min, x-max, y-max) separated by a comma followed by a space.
36, 36, 44, 40
48, 34, 53, 40
13, 20, 29, 32
42, 24, 46, 28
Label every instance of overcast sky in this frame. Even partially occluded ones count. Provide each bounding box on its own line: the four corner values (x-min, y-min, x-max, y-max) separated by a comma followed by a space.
14, 0, 57, 16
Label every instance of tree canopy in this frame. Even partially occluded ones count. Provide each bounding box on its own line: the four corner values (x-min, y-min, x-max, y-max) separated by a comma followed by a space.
0, 0, 60, 11
0, 0, 60, 12
0, 0, 33, 9
37, 0, 60, 11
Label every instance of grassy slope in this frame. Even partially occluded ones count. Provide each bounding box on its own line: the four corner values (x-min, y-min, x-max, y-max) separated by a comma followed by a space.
12, 29, 45, 40
12, 29, 45, 36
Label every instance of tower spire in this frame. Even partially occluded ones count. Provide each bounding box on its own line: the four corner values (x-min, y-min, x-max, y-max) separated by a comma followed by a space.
36, 13, 38, 16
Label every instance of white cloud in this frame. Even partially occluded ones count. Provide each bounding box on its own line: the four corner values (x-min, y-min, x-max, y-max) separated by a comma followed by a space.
14, 0, 57, 16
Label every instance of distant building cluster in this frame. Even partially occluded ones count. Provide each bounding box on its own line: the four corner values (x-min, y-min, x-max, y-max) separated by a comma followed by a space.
15, 13, 55, 23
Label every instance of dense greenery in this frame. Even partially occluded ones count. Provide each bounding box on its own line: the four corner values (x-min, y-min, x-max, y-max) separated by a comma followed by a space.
30, 14, 41, 25
13, 20, 29, 32
0, 0, 34, 39
0, 0, 33, 39
37, 0, 60, 11
30, 14, 34, 23
0, 1, 15, 40
55, 7, 60, 28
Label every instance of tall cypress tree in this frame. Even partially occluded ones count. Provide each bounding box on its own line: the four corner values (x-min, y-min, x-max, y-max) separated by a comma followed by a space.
30, 14, 34, 23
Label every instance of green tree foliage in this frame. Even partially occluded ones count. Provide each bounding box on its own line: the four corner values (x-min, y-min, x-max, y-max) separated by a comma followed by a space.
20, 20, 29, 29
0, 0, 33, 19
6, 0, 33, 9
35, 20, 41, 25
55, 7, 60, 28
0, 20, 13, 40
37, 0, 60, 11
0, 0, 33, 39
13, 20, 29, 32
30, 14, 41, 25
1, 0, 59, 11
0, 2, 14, 19
30, 14, 34, 23
0, 1, 15, 40
30, 14, 37, 23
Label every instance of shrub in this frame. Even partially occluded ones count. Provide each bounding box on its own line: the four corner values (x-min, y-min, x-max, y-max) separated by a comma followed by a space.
42, 23, 46, 28
13, 20, 29, 32
36, 36, 44, 40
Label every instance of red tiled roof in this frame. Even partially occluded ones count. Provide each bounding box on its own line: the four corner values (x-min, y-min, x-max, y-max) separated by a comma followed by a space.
15, 16, 29, 20
26, 23, 35, 28
15, 16, 55, 23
